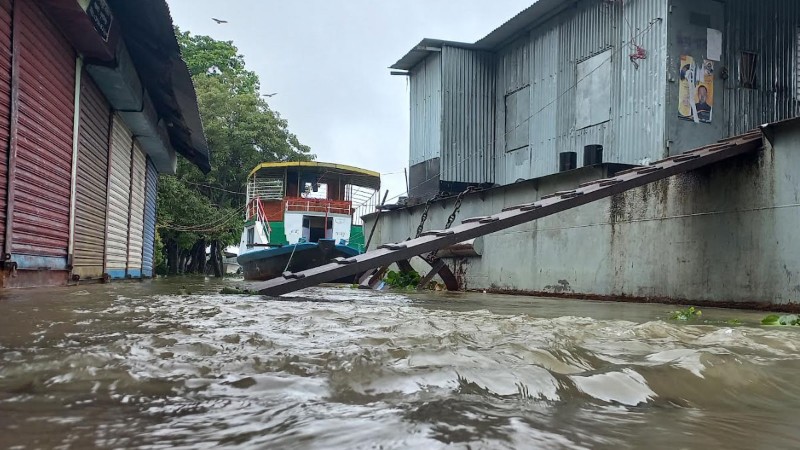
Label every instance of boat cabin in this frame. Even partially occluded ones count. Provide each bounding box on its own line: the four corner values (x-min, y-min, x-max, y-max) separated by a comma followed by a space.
240, 162, 380, 254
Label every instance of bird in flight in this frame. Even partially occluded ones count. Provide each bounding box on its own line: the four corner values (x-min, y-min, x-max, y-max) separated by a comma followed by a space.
212, 18, 228, 24
263, 93, 278, 98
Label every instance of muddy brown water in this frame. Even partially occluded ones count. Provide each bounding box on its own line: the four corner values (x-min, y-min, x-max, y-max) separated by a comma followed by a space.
1, 278, 800, 449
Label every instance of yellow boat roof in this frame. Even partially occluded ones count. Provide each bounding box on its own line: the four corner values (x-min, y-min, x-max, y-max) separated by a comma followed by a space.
248, 161, 380, 190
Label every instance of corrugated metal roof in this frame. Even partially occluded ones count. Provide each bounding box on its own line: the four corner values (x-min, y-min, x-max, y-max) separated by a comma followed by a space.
390, 1, 571, 71
108, 0, 211, 174
249, 162, 381, 190
475, 0, 571, 49
390, 38, 484, 71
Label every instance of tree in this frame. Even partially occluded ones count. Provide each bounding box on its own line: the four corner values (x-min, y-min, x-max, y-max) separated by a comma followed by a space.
156, 29, 313, 276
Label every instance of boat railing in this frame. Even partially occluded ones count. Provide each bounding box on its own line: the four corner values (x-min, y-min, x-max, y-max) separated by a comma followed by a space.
284, 197, 353, 215
246, 197, 354, 221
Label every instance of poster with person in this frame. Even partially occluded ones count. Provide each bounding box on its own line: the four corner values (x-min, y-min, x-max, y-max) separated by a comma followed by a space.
678, 56, 714, 124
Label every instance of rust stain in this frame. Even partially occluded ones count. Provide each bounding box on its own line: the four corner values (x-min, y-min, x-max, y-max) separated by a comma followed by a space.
476, 287, 800, 313
453, 257, 468, 290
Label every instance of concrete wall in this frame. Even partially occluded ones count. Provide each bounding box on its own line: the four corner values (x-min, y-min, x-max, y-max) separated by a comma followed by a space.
367, 131, 800, 306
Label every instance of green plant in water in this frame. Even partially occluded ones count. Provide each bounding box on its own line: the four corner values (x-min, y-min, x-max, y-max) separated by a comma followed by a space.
761, 314, 800, 326
385, 270, 421, 290
669, 306, 702, 321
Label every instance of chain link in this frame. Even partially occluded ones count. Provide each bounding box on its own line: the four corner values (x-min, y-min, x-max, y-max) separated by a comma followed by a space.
415, 193, 441, 238
427, 186, 480, 259
444, 186, 478, 230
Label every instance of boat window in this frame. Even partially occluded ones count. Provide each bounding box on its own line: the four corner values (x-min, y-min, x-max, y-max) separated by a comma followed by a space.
301, 182, 328, 199
247, 227, 255, 245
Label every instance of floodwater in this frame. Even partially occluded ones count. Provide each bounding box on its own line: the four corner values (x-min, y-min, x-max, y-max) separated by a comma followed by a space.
1, 279, 800, 449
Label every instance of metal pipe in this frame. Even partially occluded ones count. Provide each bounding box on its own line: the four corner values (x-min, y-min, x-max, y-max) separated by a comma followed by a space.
3, 0, 20, 260
67, 57, 83, 263
364, 189, 389, 251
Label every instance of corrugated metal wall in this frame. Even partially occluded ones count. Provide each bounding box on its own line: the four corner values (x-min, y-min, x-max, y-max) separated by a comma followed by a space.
440, 46, 495, 184
616, 0, 668, 163
126, 140, 146, 278
105, 115, 132, 279
73, 70, 111, 279
12, 0, 75, 263
495, 35, 535, 183
0, 0, 11, 253
494, 0, 669, 184
142, 157, 157, 277
724, 0, 800, 134
409, 53, 442, 166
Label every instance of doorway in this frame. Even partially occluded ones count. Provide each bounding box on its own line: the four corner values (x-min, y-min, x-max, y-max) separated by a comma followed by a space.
303, 216, 333, 242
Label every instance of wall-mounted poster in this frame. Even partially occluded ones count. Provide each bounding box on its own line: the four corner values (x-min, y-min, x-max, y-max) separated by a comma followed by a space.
678, 56, 714, 124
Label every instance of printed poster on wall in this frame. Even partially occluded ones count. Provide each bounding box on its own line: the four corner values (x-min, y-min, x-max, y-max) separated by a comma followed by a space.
678, 56, 714, 124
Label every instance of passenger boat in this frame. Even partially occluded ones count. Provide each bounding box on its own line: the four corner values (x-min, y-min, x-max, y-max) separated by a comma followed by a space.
236, 162, 380, 281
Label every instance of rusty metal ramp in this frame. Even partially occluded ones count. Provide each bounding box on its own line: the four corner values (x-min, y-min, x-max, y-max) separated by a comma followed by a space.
253, 132, 763, 297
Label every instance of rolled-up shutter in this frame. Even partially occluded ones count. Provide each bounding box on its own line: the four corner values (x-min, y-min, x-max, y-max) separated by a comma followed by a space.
126, 141, 146, 278
142, 158, 158, 277
0, 0, 11, 252
12, 0, 75, 265
105, 115, 131, 279
72, 72, 110, 280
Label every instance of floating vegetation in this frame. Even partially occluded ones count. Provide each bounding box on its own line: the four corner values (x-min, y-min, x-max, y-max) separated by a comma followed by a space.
761, 314, 800, 326
385, 270, 421, 290
668, 306, 702, 321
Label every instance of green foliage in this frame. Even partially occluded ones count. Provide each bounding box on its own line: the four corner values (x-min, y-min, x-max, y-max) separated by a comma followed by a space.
668, 306, 702, 321
761, 314, 800, 326
158, 29, 314, 271
154, 230, 166, 275
385, 270, 421, 289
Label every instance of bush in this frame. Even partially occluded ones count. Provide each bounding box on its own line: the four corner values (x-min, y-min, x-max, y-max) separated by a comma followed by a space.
385, 270, 421, 289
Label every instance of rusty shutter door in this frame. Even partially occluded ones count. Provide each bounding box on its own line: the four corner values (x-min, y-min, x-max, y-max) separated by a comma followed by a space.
0, 0, 12, 253
72, 72, 110, 280
126, 141, 146, 278
106, 115, 131, 279
12, 0, 75, 266
142, 158, 158, 277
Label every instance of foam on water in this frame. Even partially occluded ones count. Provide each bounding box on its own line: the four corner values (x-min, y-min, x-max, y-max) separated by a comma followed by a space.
1, 280, 800, 449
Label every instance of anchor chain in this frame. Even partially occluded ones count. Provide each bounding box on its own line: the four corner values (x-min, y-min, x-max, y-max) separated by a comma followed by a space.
415, 193, 441, 238
444, 186, 478, 230
428, 186, 479, 259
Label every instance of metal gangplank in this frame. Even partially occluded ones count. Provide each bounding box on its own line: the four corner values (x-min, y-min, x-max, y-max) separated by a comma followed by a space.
254, 132, 763, 297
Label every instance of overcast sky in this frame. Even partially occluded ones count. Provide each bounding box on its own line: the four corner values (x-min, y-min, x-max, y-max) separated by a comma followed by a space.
167, 0, 533, 202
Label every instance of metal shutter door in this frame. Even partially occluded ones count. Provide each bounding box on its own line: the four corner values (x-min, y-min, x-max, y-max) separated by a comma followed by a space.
12, 0, 75, 263
72, 72, 110, 280
0, 0, 11, 252
126, 140, 146, 278
105, 115, 131, 279
142, 158, 157, 277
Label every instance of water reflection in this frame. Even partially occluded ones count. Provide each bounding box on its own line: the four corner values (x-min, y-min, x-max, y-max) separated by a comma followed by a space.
1, 279, 799, 449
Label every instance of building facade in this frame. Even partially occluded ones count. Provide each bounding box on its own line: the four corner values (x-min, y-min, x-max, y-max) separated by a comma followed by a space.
392, 0, 800, 200
370, 0, 800, 306
0, 0, 209, 288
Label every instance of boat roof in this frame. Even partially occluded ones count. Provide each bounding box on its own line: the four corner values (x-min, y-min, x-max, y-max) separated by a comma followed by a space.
249, 161, 381, 190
